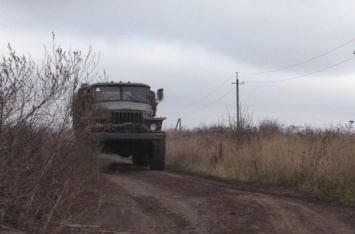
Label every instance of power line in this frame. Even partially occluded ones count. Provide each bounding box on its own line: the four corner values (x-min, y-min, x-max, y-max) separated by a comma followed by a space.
165, 74, 235, 111
244, 56, 355, 84
168, 55, 354, 116
167, 40, 355, 115
182, 74, 234, 108
180, 87, 235, 115
240, 37, 355, 75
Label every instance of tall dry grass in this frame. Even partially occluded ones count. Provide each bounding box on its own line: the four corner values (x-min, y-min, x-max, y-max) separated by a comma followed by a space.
0, 35, 103, 233
167, 121, 355, 204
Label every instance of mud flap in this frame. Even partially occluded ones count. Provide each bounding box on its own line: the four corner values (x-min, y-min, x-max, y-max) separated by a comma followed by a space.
149, 139, 165, 170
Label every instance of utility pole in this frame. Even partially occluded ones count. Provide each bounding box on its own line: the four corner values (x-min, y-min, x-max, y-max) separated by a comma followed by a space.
232, 72, 244, 129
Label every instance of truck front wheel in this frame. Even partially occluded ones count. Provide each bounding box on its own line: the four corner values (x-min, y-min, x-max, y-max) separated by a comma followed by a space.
132, 154, 149, 167
149, 139, 165, 170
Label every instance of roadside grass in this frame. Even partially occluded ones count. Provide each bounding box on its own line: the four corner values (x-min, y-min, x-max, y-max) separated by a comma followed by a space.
166, 121, 355, 205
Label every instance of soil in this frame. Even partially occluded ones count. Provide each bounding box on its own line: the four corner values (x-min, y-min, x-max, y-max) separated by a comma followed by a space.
91, 155, 355, 234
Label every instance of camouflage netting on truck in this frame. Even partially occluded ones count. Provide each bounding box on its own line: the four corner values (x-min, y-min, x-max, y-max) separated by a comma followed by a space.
86, 123, 151, 134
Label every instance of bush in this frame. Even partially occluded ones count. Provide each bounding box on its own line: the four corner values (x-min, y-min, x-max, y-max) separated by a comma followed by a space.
0, 35, 102, 233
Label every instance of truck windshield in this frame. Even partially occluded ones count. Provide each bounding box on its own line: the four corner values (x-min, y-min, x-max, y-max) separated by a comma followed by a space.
94, 86, 121, 102
122, 86, 149, 102
93, 86, 149, 103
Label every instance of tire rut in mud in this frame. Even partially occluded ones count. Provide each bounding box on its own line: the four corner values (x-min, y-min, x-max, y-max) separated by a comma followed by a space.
94, 158, 355, 234
132, 195, 195, 233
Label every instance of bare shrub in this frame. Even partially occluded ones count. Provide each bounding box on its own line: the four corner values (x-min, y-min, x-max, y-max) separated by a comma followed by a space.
0, 35, 103, 233
258, 119, 283, 136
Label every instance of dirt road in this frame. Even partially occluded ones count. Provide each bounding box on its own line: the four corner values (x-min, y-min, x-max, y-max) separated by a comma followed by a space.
93, 157, 355, 234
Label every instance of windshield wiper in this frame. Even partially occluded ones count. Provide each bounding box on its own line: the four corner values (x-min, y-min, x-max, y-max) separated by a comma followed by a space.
124, 93, 138, 101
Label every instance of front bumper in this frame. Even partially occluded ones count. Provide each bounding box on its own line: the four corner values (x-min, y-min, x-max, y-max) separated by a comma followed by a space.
91, 132, 166, 140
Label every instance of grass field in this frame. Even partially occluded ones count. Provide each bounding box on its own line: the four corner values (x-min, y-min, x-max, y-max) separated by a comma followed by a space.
166, 120, 355, 204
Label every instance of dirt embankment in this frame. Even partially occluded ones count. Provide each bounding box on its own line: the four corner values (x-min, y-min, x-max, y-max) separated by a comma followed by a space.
92, 157, 355, 234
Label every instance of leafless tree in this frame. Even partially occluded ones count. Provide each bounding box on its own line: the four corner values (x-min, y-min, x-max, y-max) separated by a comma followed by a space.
0, 34, 103, 233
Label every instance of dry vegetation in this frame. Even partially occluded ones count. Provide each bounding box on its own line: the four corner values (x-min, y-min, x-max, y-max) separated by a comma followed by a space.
0, 36, 103, 233
167, 120, 355, 204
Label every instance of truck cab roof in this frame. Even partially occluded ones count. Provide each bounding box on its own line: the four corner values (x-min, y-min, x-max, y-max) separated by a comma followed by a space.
90, 82, 150, 89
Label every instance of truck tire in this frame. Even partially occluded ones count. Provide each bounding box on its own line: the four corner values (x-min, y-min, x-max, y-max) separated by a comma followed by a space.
132, 154, 149, 167
149, 139, 165, 170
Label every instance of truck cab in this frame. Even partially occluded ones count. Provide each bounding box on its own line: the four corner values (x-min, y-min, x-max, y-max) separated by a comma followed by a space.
73, 82, 166, 170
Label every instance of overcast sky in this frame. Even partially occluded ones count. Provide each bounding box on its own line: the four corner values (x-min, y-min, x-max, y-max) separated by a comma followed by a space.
1, 0, 355, 129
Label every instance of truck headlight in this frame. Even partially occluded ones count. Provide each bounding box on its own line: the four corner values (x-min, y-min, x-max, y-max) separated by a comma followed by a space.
150, 124, 157, 131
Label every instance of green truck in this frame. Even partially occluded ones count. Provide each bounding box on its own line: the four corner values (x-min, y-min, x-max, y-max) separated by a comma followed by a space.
73, 81, 166, 170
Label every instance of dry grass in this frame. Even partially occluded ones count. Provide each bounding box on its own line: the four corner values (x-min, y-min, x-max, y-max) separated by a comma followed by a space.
167, 121, 355, 204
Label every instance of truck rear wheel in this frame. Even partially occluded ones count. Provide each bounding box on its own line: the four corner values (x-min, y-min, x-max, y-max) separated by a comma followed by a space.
149, 139, 165, 170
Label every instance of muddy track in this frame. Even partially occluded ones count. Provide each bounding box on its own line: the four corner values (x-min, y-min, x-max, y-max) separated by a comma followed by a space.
94, 157, 355, 234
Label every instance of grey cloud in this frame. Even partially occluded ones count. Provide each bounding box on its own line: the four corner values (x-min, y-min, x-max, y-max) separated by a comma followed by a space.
3, 0, 355, 73
1, 0, 355, 128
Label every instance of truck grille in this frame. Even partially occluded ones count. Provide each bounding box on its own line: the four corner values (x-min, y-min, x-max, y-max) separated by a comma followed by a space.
110, 111, 143, 124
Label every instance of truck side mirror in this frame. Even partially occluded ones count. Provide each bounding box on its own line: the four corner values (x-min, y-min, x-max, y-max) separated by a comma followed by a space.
157, 89, 164, 101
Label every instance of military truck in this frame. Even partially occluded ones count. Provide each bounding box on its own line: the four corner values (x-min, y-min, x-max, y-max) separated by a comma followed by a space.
73, 81, 166, 170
